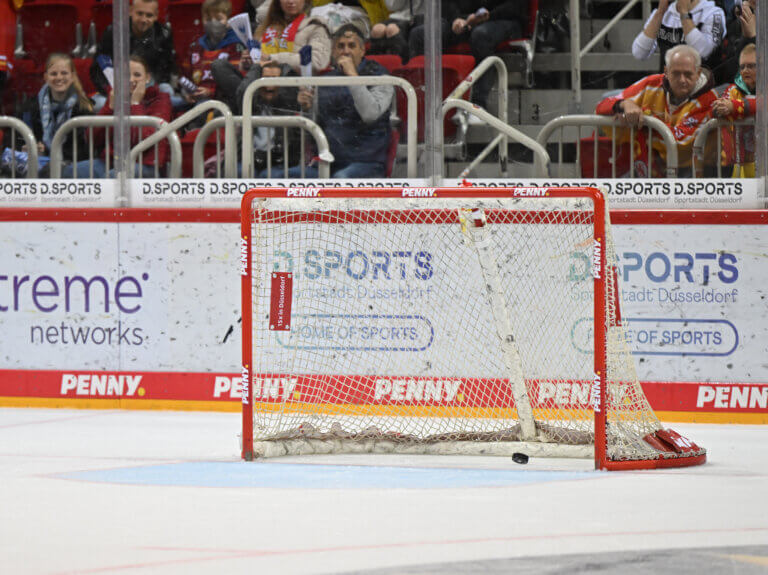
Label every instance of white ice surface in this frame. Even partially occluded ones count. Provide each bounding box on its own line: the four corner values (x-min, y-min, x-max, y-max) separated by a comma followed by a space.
0, 408, 766, 574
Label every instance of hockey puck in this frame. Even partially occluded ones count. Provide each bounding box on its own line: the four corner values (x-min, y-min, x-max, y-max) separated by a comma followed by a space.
512, 452, 529, 464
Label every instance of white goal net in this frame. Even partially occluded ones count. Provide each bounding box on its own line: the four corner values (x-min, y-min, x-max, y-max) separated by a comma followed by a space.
240, 188, 705, 470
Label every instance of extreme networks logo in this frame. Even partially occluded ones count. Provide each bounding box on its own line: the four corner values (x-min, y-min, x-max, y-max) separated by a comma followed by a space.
1, 272, 149, 346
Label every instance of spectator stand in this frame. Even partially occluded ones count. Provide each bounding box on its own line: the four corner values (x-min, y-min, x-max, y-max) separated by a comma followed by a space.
445, 0, 540, 87
442, 98, 549, 178
48, 115, 183, 178
240, 75, 418, 179
569, 0, 653, 111
391, 54, 475, 145
17, 0, 82, 62
440, 55, 510, 169
536, 114, 679, 178
130, 99, 236, 177
194, 115, 334, 179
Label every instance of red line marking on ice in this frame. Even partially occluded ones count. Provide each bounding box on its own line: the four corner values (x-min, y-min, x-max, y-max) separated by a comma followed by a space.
52, 526, 768, 574
0, 412, 107, 429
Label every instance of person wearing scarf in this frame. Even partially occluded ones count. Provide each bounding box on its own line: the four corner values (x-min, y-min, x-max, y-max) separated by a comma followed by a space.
211, 0, 330, 114
712, 43, 757, 177
24, 53, 93, 176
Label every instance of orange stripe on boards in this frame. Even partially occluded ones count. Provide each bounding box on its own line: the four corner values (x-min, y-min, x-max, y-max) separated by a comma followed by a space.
654, 410, 768, 425
0, 397, 240, 413
1, 398, 766, 424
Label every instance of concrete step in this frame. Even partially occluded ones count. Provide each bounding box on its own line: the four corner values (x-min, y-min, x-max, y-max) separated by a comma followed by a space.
532, 52, 660, 72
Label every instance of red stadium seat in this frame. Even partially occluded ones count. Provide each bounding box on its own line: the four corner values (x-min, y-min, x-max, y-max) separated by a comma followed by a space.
167, 0, 205, 72
365, 54, 403, 73
180, 127, 225, 177
19, 1, 80, 63
393, 55, 475, 141
10, 55, 46, 103
90, 1, 115, 37
445, 0, 539, 85
73, 58, 96, 96
579, 136, 644, 178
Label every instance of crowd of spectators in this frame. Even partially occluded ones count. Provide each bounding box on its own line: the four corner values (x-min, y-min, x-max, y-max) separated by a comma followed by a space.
0, 0, 761, 179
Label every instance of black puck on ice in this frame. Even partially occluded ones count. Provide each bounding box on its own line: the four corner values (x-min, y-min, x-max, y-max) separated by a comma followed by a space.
512, 452, 529, 464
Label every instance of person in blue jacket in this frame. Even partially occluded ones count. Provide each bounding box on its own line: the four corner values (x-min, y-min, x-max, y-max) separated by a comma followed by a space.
278, 22, 393, 178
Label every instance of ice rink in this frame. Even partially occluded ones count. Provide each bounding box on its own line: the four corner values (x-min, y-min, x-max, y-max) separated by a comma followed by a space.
1, 408, 766, 574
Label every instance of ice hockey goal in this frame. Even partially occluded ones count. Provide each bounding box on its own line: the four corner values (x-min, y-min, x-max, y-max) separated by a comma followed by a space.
240, 187, 706, 470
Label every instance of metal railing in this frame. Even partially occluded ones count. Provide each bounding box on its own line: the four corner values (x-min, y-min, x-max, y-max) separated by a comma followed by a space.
537, 114, 679, 177
442, 99, 549, 177
132, 100, 237, 177
195, 115, 333, 179
49, 116, 183, 178
241, 76, 418, 178
0, 116, 39, 178
569, 0, 651, 111
444, 56, 510, 174
692, 118, 756, 178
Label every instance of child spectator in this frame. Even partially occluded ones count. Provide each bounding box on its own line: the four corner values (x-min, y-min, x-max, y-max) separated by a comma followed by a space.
23, 54, 94, 177
711, 43, 756, 176
182, 0, 246, 105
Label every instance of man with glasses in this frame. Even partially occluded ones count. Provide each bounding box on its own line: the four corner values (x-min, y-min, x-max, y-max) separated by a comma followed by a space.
596, 44, 718, 176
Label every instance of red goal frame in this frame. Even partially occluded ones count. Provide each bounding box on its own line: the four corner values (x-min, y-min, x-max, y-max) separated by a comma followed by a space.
240, 187, 705, 471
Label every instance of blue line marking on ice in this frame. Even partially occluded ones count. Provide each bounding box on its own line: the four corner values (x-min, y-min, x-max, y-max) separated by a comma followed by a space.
59, 462, 591, 489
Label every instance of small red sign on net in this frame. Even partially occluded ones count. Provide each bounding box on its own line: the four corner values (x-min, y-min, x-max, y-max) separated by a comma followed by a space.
269, 272, 293, 331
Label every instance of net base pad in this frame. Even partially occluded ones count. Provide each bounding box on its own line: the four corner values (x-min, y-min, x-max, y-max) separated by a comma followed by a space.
252, 439, 595, 459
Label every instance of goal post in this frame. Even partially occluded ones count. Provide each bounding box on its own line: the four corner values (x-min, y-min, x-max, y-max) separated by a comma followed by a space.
240, 187, 706, 471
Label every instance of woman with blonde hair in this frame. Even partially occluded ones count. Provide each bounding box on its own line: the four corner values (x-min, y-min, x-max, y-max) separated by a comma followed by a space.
23, 53, 93, 176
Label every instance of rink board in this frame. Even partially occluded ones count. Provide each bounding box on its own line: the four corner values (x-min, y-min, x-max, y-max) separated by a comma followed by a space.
0, 207, 766, 423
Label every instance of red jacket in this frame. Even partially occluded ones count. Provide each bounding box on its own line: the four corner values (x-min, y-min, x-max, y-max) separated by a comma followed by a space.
596, 73, 717, 169
182, 32, 244, 94
99, 86, 172, 168
719, 82, 755, 167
